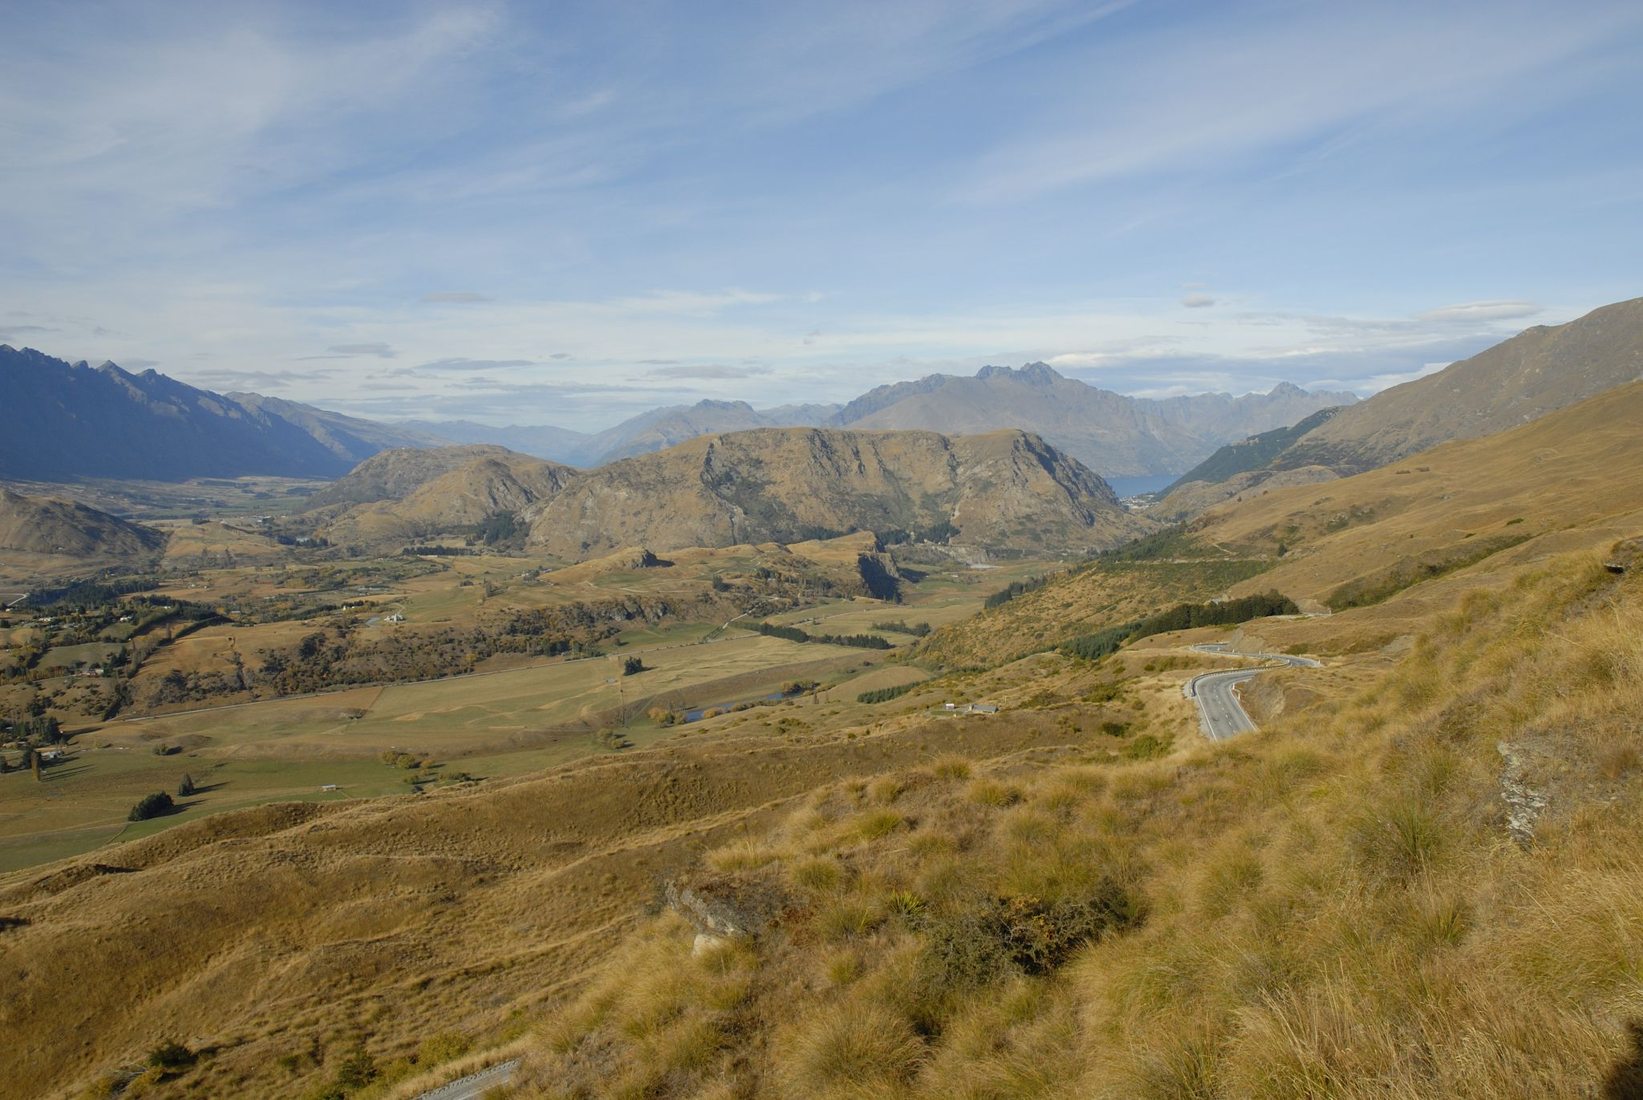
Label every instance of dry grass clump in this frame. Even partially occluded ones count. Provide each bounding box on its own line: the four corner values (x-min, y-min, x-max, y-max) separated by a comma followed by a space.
773, 1002, 925, 1098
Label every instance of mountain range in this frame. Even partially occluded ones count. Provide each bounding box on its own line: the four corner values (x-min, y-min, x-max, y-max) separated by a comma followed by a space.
12, 296, 1639, 493
1, 343, 1348, 484
404, 366, 1353, 476
306, 428, 1150, 558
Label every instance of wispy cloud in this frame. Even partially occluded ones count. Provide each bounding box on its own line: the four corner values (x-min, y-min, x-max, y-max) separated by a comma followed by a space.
960, 5, 1642, 202
647, 364, 773, 380
418, 357, 537, 372
1417, 300, 1541, 324
420, 291, 491, 303
306, 342, 397, 359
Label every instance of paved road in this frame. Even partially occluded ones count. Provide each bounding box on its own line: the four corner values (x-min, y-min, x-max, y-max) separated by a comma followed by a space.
415, 1058, 521, 1100
1183, 643, 1321, 741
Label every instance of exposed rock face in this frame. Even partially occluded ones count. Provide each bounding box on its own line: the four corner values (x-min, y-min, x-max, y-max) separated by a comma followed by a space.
0, 345, 437, 480
665, 874, 790, 940
0, 488, 167, 559
1273, 297, 1643, 475
524, 427, 1153, 560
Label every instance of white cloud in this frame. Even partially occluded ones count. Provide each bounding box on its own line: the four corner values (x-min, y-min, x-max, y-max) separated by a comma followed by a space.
1417, 300, 1541, 323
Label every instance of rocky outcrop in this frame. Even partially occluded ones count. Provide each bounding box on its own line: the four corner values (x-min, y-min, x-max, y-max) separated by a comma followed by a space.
523, 427, 1154, 560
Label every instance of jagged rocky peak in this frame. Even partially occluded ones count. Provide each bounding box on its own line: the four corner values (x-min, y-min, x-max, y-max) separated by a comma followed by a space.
975, 361, 1063, 384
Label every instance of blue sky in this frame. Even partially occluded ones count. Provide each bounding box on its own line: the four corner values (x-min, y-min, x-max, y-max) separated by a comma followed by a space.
2, 0, 1641, 428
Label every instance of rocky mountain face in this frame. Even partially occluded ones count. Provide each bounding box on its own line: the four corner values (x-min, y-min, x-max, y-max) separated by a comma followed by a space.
1271, 297, 1643, 475
0, 346, 435, 481
0, 488, 167, 559
522, 427, 1153, 560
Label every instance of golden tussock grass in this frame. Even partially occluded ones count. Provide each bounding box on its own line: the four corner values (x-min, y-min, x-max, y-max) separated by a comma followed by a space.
514, 553, 1643, 1098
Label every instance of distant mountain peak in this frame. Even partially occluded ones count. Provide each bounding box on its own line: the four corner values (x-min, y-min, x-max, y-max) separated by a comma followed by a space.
975, 362, 1063, 385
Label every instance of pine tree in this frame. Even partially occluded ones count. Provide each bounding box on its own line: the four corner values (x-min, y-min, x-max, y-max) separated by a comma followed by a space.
178, 773, 195, 797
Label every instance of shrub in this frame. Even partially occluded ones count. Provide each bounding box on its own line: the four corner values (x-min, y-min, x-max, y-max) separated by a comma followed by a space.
147, 1040, 195, 1073
178, 774, 195, 797
128, 792, 174, 821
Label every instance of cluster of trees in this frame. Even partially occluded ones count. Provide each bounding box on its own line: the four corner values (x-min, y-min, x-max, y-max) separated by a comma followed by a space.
858, 682, 918, 704
754, 621, 893, 650
1059, 591, 1299, 661
7, 715, 64, 744
474, 509, 523, 546
878, 520, 959, 546
984, 575, 1051, 609
128, 791, 174, 821
871, 620, 931, 637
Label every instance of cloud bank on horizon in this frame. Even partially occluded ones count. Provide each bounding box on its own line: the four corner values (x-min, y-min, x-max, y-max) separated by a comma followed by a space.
2, 0, 1640, 429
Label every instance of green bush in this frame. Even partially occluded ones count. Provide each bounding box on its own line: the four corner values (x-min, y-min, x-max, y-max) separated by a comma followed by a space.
128, 792, 174, 821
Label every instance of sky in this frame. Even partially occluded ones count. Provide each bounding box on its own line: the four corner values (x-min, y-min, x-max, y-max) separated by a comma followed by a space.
3, 0, 1641, 429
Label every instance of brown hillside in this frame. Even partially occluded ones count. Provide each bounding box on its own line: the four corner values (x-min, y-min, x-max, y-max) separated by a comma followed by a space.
306, 445, 525, 509
1192, 378, 1643, 608
1277, 296, 1643, 474
524, 427, 1152, 560
0, 488, 167, 559
323, 453, 576, 546
0, 688, 1102, 1099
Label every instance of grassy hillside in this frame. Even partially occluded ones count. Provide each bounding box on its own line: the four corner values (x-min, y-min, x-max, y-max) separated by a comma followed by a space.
1274, 296, 1643, 475
916, 548, 1272, 668
5, 383, 1643, 1098
1188, 379, 1643, 609
514, 548, 1643, 1099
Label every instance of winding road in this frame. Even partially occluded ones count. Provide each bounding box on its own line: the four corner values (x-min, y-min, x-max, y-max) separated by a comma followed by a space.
1183, 643, 1321, 741
414, 1058, 520, 1100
